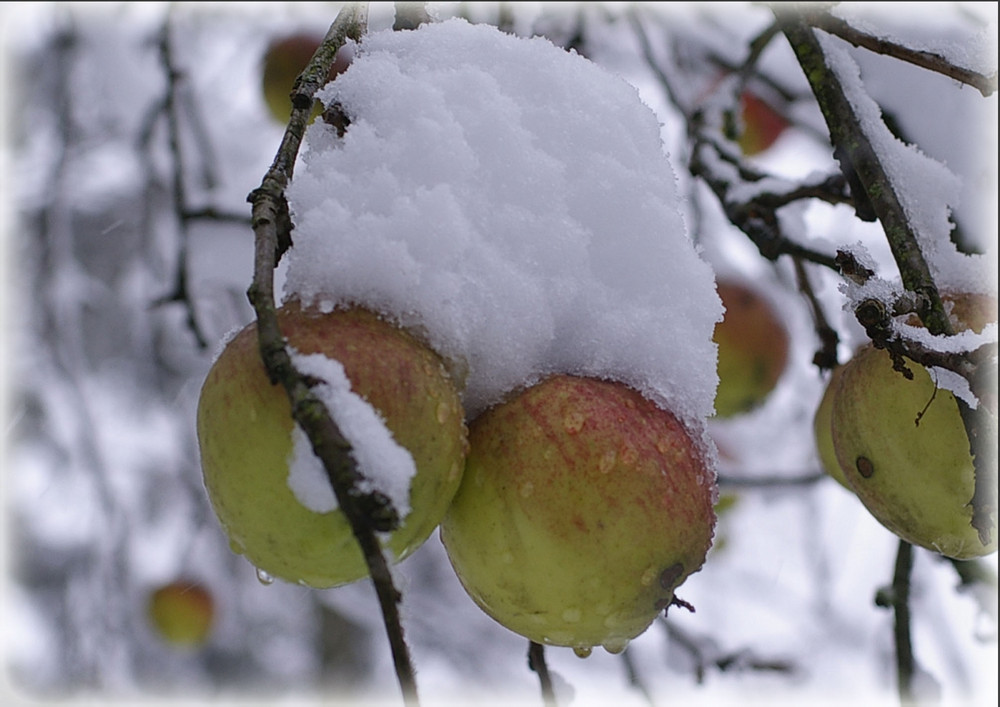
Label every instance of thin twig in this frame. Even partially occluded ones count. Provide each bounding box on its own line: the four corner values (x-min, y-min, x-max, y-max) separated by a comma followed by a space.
717, 471, 827, 490
793, 256, 841, 370
528, 641, 557, 707
882, 540, 916, 704
620, 647, 655, 706
801, 6, 998, 97
153, 12, 209, 348
245, 4, 420, 704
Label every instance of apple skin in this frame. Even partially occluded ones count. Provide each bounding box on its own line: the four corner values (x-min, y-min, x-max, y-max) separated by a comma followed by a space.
738, 92, 790, 156
261, 33, 352, 124
831, 344, 997, 559
713, 281, 790, 418
440, 374, 717, 654
197, 302, 468, 588
813, 364, 852, 491
148, 581, 215, 648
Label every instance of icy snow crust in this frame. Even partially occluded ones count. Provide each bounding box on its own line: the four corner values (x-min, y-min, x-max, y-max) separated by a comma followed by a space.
284, 19, 723, 430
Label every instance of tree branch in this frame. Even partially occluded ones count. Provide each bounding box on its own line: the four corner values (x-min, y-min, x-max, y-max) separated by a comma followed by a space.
875, 540, 916, 704
803, 7, 998, 97
779, 12, 997, 550
528, 641, 558, 707
245, 4, 419, 704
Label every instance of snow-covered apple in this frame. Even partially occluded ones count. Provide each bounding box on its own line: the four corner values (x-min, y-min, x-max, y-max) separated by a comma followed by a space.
147, 580, 215, 648
738, 91, 790, 156
713, 280, 790, 418
831, 292, 997, 559
440, 374, 717, 655
261, 32, 352, 123
197, 302, 468, 588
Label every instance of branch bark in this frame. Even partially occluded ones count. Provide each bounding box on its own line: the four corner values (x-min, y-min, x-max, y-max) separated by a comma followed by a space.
528, 641, 558, 707
780, 11, 997, 551
803, 7, 998, 97
245, 4, 420, 704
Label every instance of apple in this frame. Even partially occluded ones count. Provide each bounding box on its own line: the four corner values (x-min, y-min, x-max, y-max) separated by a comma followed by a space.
147, 580, 215, 648
816, 292, 996, 496
197, 302, 468, 588
261, 32, 353, 124
813, 364, 853, 490
831, 344, 996, 559
830, 292, 997, 559
440, 374, 717, 655
713, 281, 790, 418
737, 91, 790, 156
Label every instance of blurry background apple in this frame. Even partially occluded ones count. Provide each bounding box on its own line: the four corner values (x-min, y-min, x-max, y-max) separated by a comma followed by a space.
441, 374, 717, 656
197, 302, 468, 588
738, 91, 790, 156
713, 280, 790, 418
147, 580, 215, 648
261, 31, 353, 123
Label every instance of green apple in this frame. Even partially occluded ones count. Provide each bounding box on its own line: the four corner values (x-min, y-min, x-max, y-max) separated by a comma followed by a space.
738, 91, 790, 156
147, 580, 215, 648
832, 344, 997, 559
261, 32, 352, 124
819, 291, 996, 496
440, 374, 717, 655
713, 281, 790, 418
197, 302, 468, 588
813, 364, 853, 490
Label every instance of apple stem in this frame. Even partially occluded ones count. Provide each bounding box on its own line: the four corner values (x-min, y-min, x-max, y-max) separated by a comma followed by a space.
247, 4, 421, 706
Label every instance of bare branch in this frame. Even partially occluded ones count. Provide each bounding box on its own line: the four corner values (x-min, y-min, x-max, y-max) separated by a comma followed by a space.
793, 256, 841, 370
528, 642, 558, 707
874, 541, 917, 703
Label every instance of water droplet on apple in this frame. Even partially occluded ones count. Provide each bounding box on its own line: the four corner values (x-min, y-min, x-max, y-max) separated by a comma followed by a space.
519, 482, 534, 498
573, 646, 593, 659
436, 400, 451, 425
640, 565, 658, 586
599, 449, 616, 474
255, 568, 275, 586
602, 637, 629, 654
561, 608, 581, 623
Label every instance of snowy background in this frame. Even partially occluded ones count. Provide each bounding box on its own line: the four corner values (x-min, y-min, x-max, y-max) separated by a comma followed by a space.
2, 2, 997, 706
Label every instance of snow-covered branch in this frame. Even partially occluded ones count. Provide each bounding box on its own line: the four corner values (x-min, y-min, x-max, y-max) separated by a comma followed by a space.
246, 4, 420, 705
779, 10, 997, 566
798, 5, 998, 97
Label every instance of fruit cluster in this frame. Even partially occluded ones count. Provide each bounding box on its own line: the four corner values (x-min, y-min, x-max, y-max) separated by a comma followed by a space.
197, 300, 719, 654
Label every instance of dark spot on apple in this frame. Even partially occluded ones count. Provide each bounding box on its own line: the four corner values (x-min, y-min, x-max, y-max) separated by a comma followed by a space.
856, 456, 875, 479
659, 562, 684, 590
